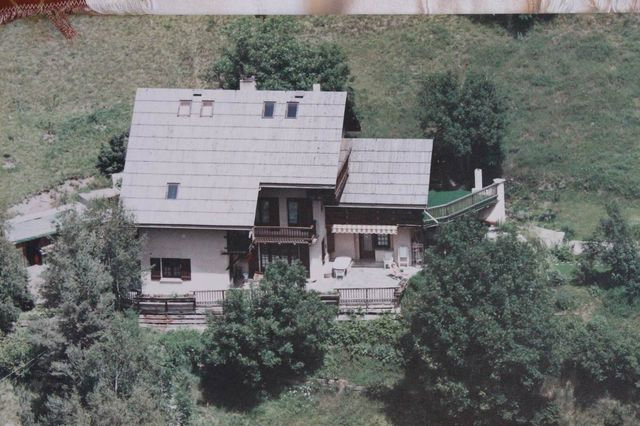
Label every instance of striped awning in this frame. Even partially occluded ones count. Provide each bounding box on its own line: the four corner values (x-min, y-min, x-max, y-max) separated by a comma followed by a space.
331, 224, 398, 235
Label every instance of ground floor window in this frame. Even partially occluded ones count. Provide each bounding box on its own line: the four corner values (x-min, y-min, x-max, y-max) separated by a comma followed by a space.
150, 257, 191, 281
259, 244, 301, 271
374, 234, 391, 248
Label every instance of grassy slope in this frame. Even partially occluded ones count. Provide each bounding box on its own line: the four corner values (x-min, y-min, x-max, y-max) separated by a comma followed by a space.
2, 15, 640, 236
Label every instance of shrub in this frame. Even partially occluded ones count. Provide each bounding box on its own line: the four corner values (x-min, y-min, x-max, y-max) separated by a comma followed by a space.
400, 217, 556, 425
96, 131, 128, 177
202, 261, 335, 402
329, 315, 405, 363
0, 234, 33, 334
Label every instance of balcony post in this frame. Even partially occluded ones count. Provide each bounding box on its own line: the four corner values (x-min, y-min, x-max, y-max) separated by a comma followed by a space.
483, 178, 506, 225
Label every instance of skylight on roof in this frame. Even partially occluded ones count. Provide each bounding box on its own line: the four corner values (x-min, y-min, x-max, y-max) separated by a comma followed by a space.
166, 183, 179, 199
286, 102, 298, 119
200, 100, 214, 117
263, 101, 275, 118
177, 100, 191, 117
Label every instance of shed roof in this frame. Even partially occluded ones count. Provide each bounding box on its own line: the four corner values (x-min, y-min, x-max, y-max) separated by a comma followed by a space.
339, 138, 433, 207
120, 87, 347, 228
4, 203, 85, 244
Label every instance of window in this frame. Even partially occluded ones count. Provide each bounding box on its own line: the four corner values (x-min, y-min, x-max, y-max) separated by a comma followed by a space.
287, 199, 300, 226
263, 101, 275, 118
177, 100, 192, 117
259, 244, 300, 271
286, 102, 298, 118
374, 234, 390, 248
150, 258, 191, 281
256, 198, 279, 226
200, 100, 214, 117
166, 183, 179, 199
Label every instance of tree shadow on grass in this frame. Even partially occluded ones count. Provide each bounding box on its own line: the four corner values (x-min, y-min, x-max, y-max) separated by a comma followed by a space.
363, 379, 440, 426
468, 14, 556, 38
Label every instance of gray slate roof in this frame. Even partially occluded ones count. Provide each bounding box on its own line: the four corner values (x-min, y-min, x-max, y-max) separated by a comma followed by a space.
339, 138, 433, 207
121, 87, 347, 228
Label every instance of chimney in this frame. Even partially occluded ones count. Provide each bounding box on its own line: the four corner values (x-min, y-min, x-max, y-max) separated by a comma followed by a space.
472, 168, 483, 192
239, 76, 257, 91
312, 83, 321, 92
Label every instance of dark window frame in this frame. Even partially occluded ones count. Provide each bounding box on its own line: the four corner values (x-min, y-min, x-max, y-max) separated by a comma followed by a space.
150, 258, 191, 281
263, 101, 276, 118
285, 102, 298, 119
256, 197, 279, 226
374, 234, 391, 249
166, 183, 179, 199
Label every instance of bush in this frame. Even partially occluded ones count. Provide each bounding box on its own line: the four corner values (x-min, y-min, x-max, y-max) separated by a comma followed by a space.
400, 217, 556, 425
0, 233, 34, 334
329, 315, 405, 363
202, 261, 335, 402
96, 131, 128, 177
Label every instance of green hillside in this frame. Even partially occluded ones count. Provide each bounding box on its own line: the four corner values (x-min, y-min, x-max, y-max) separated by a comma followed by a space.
2, 15, 640, 236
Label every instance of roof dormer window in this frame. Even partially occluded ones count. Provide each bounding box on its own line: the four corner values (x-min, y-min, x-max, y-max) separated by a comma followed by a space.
263, 101, 275, 118
177, 100, 191, 117
286, 102, 298, 119
200, 100, 214, 117
166, 183, 179, 199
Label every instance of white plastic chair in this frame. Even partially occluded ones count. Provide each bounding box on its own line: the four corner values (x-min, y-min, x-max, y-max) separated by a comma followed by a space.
398, 246, 410, 267
383, 253, 394, 269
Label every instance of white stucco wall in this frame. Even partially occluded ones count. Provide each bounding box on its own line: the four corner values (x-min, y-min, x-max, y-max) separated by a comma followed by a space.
393, 227, 412, 262
333, 233, 358, 260
140, 228, 230, 295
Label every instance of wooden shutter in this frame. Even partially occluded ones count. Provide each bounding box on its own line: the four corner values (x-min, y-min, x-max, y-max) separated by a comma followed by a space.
327, 231, 335, 254
300, 199, 313, 226
180, 259, 191, 281
150, 258, 161, 281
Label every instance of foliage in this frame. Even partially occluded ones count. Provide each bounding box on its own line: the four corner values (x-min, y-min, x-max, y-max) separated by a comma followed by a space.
202, 260, 335, 402
577, 204, 640, 298
329, 314, 405, 363
553, 315, 640, 399
96, 131, 128, 177
204, 17, 359, 131
418, 71, 507, 187
0, 233, 33, 334
400, 216, 556, 426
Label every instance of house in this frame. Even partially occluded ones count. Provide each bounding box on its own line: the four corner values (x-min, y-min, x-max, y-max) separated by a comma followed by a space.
120, 79, 504, 298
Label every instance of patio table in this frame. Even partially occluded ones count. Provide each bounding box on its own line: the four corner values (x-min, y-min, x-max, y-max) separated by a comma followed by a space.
332, 256, 352, 279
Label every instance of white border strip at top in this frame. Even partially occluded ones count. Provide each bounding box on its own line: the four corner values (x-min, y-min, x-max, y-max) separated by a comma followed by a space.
85, 0, 640, 15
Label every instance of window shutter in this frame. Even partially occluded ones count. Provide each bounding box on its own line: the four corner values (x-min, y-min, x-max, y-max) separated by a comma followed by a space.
180, 259, 191, 281
268, 198, 279, 226
150, 258, 161, 281
327, 232, 335, 253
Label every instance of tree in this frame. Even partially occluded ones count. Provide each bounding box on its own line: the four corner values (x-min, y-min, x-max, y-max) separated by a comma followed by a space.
401, 217, 555, 426
96, 131, 128, 177
418, 71, 507, 187
0, 232, 34, 334
202, 260, 335, 402
204, 17, 360, 131
577, 203, 640, 298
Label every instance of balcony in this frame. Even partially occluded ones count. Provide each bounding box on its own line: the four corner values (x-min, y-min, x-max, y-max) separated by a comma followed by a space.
252, 224, 316, 244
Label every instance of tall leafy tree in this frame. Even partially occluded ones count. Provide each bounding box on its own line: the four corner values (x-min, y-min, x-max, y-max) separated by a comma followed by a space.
0, 232, 34, 334
202, 260, 335, 403
418, 71, 507, 187
401, 217, 556, 426
205, 17, 360, 131
577, 203, 640, 298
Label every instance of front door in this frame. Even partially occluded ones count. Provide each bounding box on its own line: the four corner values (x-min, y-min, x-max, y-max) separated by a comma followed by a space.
359, 234, 375, 260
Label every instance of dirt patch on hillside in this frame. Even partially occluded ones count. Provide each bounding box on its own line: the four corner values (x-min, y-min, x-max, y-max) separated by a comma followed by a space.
7, 177, 94, 217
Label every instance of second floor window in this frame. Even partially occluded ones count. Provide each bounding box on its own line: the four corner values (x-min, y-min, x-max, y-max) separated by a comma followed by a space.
166, 183, 179, 199
263, 101, 275, 118
256, 198, 279, 226
286, 102, 298, 118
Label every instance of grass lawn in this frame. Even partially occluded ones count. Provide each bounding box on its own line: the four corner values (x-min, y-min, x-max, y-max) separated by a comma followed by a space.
2, 15, 640, 233
428, 189, 471, 207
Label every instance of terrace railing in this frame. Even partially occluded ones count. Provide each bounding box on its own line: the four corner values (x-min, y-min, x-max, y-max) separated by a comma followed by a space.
336, 287, 399, 312
252, 225, 315, 244
424, 182, 499, 226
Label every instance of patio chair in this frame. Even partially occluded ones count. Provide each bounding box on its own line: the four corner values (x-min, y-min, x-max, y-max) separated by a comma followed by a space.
398, 246, 410, 267
383, 253, 394, 269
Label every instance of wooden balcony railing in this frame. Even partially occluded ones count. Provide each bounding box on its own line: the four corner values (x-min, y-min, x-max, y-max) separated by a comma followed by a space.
335, 155, 350, 201
252, 224, 315, 244
424, 182, 499, 226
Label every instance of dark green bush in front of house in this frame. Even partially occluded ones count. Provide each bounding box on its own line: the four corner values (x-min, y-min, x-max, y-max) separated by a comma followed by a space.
201, 260, 335, 404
